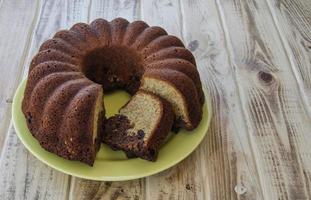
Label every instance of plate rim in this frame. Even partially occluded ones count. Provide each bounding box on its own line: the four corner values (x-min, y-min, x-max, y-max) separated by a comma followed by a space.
12, 79, 212, 181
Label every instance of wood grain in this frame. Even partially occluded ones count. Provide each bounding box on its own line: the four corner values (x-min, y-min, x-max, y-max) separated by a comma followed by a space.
69, 179, 145, 200
216, 0, 311, 198
141, 0, 183, 39
0, 0, 92, 199
0, 0, 39, 154
68, 1, 146, 200
88, 0, 140, 21
0, 127, 70, 200
264, 0, 311, 195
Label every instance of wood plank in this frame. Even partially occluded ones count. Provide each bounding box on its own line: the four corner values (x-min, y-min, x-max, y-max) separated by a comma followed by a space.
0, 0, 92, 199
141, 0, 263, 199
265, 0, 311, 115
264, 1, 311, 195
0, 0, 39, 153
265, 0, 311, 197
68, 1, 146, 200
216, 0, 311, 199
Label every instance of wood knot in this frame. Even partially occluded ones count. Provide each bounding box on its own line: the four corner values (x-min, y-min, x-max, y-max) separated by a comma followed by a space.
188, 40, 199, 52
105, 182, 112, 187
234, 185, 247, 195
185, 183, 192, 190
258, 71, 273, 83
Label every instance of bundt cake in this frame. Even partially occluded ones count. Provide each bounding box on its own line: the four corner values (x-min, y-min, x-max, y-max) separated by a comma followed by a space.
22, 17, 204, 165
103, 90, 174, 161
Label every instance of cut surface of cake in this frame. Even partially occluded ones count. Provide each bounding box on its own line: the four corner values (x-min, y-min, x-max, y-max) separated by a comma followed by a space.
103, 90, 174, 161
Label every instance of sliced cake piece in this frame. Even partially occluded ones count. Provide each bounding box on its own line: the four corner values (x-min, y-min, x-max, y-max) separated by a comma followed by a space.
140, 68, 202, 130
103, 90, 174, 161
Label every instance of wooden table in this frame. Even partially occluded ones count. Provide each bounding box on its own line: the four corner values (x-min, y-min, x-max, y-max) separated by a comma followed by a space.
0, 0, 310, 199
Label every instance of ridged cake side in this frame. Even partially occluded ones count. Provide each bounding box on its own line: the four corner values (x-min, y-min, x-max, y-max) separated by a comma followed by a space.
22, 72, 104, 165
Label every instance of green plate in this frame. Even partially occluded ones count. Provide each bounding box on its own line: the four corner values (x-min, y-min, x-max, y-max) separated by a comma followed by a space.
12, 79, 212, 181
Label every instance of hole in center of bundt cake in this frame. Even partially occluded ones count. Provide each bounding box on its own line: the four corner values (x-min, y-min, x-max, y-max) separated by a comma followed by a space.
82, 46, 144, 94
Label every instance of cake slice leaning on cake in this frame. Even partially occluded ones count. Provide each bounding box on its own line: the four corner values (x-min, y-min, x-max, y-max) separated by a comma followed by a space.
103, 90, 174, 161
140, 68, 202, 130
